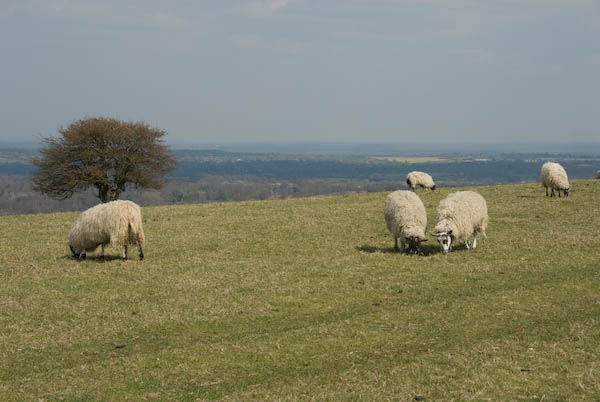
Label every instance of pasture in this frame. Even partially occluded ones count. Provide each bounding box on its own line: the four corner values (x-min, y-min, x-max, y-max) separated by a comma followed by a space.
1, 181, 599, 400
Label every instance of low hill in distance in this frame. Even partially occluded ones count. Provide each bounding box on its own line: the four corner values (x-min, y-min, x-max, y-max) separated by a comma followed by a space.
1, 181, 599, 400
1, 147, 600, 215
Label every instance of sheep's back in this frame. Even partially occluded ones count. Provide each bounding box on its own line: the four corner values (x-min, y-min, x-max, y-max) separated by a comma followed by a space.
541, 162, 569, 190
384, 190, 427, 237
69, 200, 144, 250
103, 200, 145, 247
407, 171, 435, 187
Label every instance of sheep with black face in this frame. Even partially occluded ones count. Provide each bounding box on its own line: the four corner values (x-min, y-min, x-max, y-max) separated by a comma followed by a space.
384, 190, 428, 254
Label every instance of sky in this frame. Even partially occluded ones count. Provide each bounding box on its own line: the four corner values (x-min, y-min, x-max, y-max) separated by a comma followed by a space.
0, 0, 599, 146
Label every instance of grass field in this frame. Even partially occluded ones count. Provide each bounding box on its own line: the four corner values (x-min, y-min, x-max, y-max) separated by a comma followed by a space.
1, 181, 599, 401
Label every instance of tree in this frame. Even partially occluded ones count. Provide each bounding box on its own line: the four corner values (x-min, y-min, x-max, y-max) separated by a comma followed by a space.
32, 117, 178, 203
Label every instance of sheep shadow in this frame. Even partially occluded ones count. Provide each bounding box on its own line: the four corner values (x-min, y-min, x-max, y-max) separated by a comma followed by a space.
62, 254, 124, 263
356, 243, 441, 256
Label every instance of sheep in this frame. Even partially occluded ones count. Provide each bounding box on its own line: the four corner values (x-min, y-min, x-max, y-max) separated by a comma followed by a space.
541, 162, 570, 197
596, 170, 600, 179
384, 190, 428, 254
433, 191, 488, 254
406, 171, 436, 191
69, 200, 145, 261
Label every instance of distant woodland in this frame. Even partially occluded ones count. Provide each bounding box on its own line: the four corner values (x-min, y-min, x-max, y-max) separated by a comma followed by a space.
1, 148, 599, 215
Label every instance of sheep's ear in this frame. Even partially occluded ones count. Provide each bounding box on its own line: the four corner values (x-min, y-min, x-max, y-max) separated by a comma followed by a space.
447, 230, 453, 235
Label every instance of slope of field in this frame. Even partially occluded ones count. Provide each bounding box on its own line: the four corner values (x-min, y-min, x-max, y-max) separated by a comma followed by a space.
1, 181, 599, 400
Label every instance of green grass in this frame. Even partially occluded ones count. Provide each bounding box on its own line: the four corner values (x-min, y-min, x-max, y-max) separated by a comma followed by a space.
1, 181, 599, 401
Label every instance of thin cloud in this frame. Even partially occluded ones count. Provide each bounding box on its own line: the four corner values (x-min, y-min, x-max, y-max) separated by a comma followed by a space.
233, 33, 305, 55
2, 0, 189, 30
462, 48, 496, 65
237, 0, 292, 18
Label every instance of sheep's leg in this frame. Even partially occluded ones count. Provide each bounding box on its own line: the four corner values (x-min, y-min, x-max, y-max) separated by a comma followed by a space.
465, 240, 471, 249
138, 244, 144, 260
550, 188, 555, 197
400, 238, 406, 253
472, 237, 477, 249
81, 252, 86, 260
100, 245, 105, 261
558, 190, 562, 197
122, 245, 128, 261
545, 187, 549, 196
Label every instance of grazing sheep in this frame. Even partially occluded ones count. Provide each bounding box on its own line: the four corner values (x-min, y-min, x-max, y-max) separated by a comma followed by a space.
406, 171, 436, 191
69, 200, 145, 261
541, 162, 570, 197
433, 191, 488, 254
596, 170, 600, 179
384, 190, 428, 254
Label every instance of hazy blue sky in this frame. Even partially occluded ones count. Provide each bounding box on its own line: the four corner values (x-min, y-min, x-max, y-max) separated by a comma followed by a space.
1, 0, 598, 145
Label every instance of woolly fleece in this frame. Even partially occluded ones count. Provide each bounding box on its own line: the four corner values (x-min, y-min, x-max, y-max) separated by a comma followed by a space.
434, 191, 488, 243
69, 200, 145, 254
406, 171, 435, 190
384, 190, 427, 241
541, 162, 570, 194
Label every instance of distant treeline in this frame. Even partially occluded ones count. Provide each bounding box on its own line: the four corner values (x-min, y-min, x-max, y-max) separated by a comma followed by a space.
172, 158, 598, 185
0, 148, 598, 215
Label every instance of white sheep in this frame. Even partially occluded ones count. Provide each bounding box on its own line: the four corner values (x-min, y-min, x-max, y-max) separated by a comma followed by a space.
69, 200, 145, 261
384, 190, 428, 254
406, 171, 436, 191
541, 162, 570, 197
433, 191, 488, 254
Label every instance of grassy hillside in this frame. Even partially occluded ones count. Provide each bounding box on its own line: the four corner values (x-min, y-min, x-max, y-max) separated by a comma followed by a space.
1, 181, 599, 401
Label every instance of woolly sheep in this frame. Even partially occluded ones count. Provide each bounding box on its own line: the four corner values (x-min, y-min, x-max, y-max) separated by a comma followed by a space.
406, 171, 436, 191
596, 170, 600, 179
433, 191, 488, 254
69, 200, 145, 261
541, 162, 570, 197
384, 190, 428, 254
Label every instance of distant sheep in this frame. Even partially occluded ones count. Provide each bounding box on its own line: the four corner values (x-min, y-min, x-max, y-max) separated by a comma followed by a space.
596, 170, 600, 179
69, 200, 145, 261
384, 190, 428, 254
406, 171, 436, 191
541, 162, 570, 197
433, 191, 488, 254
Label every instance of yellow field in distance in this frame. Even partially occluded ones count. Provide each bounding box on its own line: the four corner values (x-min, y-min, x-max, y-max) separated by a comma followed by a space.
373, 156, 448, 163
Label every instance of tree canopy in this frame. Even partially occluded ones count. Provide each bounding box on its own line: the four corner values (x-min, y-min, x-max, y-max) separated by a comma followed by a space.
32, 117, 178, 203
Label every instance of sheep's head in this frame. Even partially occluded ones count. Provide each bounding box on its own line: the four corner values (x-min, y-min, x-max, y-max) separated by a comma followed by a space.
432, 185, 436, 191
404, 235, 427, 255
564, 187, 570, 197
435, 230, 453, 254
69, 244, 84, 259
